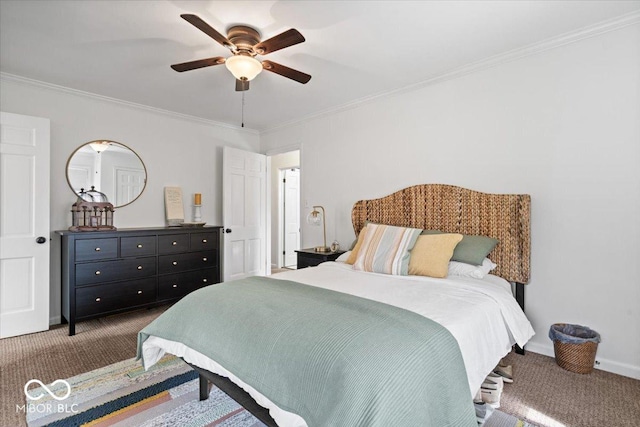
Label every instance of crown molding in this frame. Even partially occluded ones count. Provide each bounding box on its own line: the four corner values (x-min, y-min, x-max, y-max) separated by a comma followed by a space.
261, 10, 640, 135
2, 9, 638, 137
0, 72, 260, 135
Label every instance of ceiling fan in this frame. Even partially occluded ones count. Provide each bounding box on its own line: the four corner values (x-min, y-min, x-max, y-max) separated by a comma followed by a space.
171, 14, 311, 91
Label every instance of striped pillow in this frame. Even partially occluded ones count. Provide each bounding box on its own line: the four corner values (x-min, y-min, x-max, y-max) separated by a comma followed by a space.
346, 225, 368, 265
353, 223, 422, 275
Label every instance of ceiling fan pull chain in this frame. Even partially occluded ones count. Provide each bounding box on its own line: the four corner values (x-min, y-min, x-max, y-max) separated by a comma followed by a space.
241, 90, 245, 128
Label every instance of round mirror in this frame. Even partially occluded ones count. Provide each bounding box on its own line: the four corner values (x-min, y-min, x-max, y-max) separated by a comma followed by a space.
66, 140, 147, 208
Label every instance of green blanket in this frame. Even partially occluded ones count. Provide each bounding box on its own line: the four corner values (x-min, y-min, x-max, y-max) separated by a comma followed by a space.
137, 277, 475, 426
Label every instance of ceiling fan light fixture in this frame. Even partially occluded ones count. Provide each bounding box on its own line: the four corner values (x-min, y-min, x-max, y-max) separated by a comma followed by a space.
89, 141, 110, 153
225, 55, 262, 81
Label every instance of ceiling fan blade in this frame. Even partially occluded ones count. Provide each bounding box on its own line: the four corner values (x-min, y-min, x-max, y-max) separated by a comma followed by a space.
181, 14, 234, 49
254, 29, 305, 55
171, 57, 226, 72
235, 79, 250, 92
262, 60, 311, 84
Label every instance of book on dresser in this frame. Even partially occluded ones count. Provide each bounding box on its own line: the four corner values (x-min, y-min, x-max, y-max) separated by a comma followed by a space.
56, 226, 222, 335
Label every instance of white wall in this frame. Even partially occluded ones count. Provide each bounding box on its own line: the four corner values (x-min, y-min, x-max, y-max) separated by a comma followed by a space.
262, 24, 640, 378
0, 77, 260, 324
269, 151, 300, 268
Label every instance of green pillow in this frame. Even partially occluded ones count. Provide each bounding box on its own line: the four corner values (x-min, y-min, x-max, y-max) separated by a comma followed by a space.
421, 230, 498, 265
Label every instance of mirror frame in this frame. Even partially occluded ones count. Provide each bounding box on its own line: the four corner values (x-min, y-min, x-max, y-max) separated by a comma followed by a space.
65, 140, 148, 208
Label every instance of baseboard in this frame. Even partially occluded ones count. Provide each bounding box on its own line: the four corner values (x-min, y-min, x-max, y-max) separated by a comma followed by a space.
526, 342, 640, 380
49, 315, 61, 325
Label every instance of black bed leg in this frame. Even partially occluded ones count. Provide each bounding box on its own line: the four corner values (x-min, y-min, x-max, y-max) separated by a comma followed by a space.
515, 282, 525, 313
199, 373, 209, 401
515, 282, 525, 355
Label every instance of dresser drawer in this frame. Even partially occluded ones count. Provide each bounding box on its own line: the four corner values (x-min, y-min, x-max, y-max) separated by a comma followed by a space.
121, 236, 157, 257
158, 234, 190, 254
75, 238, 118, 261
190, 231, 218, 251
158, 268, 218, 300
296, 254, 322, 269
76, 278, 157, 318
158, 251, 216, 274
76, 256, 157, 285
191, 266, 219, 287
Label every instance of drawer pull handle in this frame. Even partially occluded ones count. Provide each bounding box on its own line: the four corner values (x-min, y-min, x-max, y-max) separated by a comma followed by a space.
95, 297, 101, 302
172, 241, 177, 246
172, 261, 178, 266
137, 265, 143, 270
202, 278, 208, 283
95, 270, 101, 275
95, 247, 101, 252
202, 257, 208, 262
138, 290, 143, 294
202, 239, 208, 243
172, 284, 178, 288
137, 244, 143, 248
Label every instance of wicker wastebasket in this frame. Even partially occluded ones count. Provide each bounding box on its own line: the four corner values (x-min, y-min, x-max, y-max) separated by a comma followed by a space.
549, 323, 601, 374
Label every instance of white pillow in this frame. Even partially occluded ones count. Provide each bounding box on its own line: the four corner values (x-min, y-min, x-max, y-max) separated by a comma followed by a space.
447, 258, 497, 279
336, 251, 351, 262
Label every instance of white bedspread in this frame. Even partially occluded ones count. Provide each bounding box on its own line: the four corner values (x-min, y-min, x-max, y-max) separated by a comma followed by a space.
143, 260, 534, 427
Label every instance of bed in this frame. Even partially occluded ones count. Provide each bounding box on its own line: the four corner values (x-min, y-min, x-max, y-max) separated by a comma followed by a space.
137, 184, 534, 427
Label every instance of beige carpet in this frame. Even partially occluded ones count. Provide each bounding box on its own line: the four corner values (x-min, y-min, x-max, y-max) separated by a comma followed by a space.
1, 306, 638, 427
500, 350, 640, 427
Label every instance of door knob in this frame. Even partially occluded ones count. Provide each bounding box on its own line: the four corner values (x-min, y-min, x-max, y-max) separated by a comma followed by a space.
225, 228, 232, 233
36, 236, 47, 244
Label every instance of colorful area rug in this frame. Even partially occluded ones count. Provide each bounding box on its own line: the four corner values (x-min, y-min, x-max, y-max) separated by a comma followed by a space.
25, 355, 535, 427
25, 355, 265, 427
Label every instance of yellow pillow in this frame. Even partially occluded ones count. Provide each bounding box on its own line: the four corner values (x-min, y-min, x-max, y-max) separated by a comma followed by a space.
408, 233, 463, 278
346, 226, 368, 265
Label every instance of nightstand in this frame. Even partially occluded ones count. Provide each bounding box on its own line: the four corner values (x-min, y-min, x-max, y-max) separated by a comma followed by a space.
295, 248, 346, 269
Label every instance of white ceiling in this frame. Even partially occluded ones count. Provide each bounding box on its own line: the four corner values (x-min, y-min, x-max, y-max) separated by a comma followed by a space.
1, 1, 639, 131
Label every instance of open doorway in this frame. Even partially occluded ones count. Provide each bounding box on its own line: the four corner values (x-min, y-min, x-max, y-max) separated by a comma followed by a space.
282, 168, 300, 268
269, 150, 300, 271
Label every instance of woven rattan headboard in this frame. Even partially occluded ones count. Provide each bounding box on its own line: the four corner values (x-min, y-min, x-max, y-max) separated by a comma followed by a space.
351, 184, 530, 283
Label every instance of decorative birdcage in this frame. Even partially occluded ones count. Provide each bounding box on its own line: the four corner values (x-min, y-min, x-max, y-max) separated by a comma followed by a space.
69, 186, 116, 231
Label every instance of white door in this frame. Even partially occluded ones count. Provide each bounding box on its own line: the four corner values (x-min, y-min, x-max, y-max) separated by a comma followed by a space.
223, 147, 266, 281
0, 112, 50, 338
283, 168, 300, 268
115, 167, 146, 206
67, 151, 94, 194
67, 165, 92, 195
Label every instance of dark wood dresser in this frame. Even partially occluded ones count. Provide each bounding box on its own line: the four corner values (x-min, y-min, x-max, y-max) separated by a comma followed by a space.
57, 226, 222, 335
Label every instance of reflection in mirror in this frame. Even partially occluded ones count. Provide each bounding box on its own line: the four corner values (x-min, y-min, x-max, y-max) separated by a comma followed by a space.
66, 140, 147, 208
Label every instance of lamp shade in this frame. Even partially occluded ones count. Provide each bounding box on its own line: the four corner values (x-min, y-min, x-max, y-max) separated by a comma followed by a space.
225, 55, 263, 81
307, 206, 330, 252
307, 208, 322, 226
